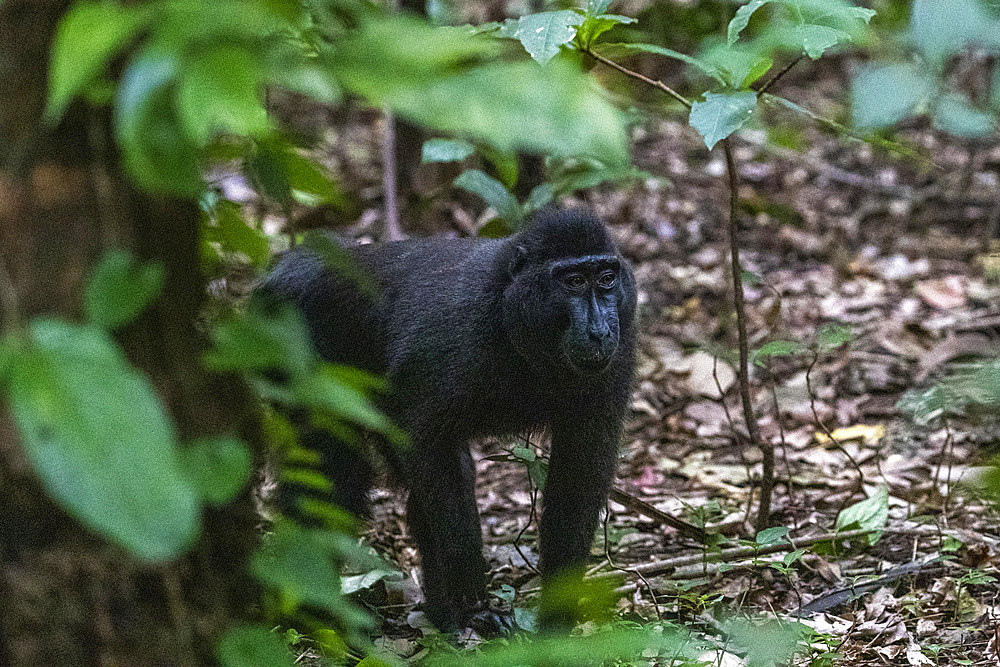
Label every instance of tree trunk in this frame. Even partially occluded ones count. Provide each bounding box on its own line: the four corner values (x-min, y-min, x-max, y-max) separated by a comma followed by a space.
0, 1, 263, 664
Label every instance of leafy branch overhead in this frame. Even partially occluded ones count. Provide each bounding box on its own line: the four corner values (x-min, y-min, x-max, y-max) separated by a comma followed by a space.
46, 1, 629, 197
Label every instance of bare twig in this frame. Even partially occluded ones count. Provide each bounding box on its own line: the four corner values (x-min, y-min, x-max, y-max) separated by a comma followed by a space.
609, 486, 708, 543
581, 47, 693, 109
722, 138, 772, 534
588, 527, 876, 582
602, 505, 663, 619
806, 350, 865, 491
756, 55, 804, 95
381, 108, 404, 242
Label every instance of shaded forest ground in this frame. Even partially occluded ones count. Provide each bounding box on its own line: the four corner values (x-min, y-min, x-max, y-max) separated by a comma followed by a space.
230, 55, 1000, 665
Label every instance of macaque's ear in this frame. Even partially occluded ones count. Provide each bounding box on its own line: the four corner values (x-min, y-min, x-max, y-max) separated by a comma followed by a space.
508, 245, 528, 279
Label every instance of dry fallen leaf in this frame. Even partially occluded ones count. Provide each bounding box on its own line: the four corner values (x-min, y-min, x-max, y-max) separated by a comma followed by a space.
815, 423, 885, 447
914, 275, 966, 310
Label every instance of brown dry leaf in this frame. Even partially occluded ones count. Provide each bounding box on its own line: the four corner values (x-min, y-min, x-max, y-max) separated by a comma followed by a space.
813, 556, 842, 584
914, 275, 967, 310
675, 351, 736, 399
915, 618, 936, 636
815, 423, 885, 447
905, 641, 935, 666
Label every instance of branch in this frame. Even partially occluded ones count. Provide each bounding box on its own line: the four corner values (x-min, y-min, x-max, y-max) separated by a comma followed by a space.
722, 138, 773, 533
756, 55, 803, 95
582, 47, 692, 109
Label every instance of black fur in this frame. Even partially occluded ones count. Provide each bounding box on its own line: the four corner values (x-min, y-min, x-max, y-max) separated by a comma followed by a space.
260, 208, 637, 632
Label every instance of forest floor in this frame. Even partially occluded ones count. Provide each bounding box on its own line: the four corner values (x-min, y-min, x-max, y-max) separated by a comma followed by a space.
246, 55, 1000, 666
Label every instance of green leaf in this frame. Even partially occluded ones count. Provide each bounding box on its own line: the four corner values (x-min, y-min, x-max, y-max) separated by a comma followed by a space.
728, 0, 874, 58
524, 183, 555, 214
251, 521, 377, 629
84, 249, 165, 330
722, 617, 810, 667
527, 458, 548, 489
278, 148, 351, 209
601, 43, 726, 85
697, 41, 773, 89
204, 200, 270, 266
835, 485, 888, 544
750, 340, 805, 366
911, 0, 999, 65
179, 436, 252, 505
217, 625, 295, 667
454, 169, 523, 223
932, 93, 997, 138
783, 548, 806, 566
755, 526, 790, 545
512, 10, 583, 65
335, 18, 628, 165
549, 157, 655, 194
177, 46, 268, 144
421, 138, 475, 163
576, 14, 635, 48
9, 320, 198, 561
586, 0, 613, 16
816, 323, 852, 350
293, 364, 392, 434
796, 23, 852, 59
265, 44, 341, 104
246, 142, 293, 208
425, 626, 698, 667
851, 63, 934, 129
116, 47, 202, 196
477, 217, 513, 238
341, 569, 402, 595
689, 90, 758, 150
728, 0, 774, 46
299, 231, 378, 299
207, 305, 315, 377
46, 1, 153, 123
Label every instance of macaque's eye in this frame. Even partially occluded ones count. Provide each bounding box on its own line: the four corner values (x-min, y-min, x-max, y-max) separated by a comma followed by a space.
597, 271, 617, 289
562, 274, 587, 290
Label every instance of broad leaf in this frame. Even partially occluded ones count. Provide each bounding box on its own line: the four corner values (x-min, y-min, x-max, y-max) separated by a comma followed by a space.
851, 63, 934, 129
217, 626, 295, 667
9, 320, 198, 562
697, 40, 773, 89
116, 47, 202, 195
177, 46, 268, 144
251, 522, 377, 629
84, 249, 165, 330
586, 0, 613, 16
689, 91, 758, 149
179, 436, 252, 505
204, 200, 270, 267
728, 0, 774, 46
454, 169, 523, 223
911, 0, 1000, 65
421, 138, 475, 163
524, 183, 555, 214
576, 14, 635, 48
795, 24, 852, 59
750, 340, 805, 366
729, 0, 874, 59
47, 1, 153, 122
512, 10, 583, 65
335, 18, 628, 165
835, 484, 888, 544
932, 93, 997, 138
755, 526, 790, 546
